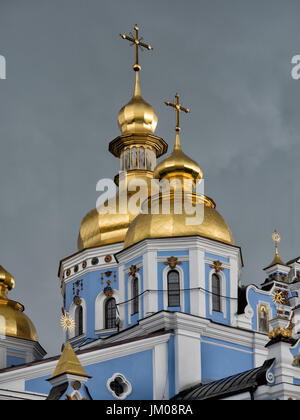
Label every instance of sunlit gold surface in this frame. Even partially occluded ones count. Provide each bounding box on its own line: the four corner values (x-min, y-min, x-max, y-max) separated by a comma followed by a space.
0, 265, 15, 293
154, 133, 203, 183
51, 341, 89, 380
0, 265, 38, 342
124, 192, 234, 248
124, 125, 234, 248
0, 298, 38, 342
118, 72, 158, 135
78, 172, 154, 250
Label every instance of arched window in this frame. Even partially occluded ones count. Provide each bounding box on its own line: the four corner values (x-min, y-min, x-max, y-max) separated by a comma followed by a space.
168, 270, 180, 307
105, 298, 117, 329
75, 305, 83, 337
259, 306, 269, 333
131, 277, 139, 315
212, 274, 221, 312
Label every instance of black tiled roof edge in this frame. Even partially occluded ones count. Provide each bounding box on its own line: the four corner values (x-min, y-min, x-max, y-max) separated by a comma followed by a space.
172, 359, 275, 401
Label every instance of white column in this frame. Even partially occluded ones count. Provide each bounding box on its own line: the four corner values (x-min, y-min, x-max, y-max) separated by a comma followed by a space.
189, 247, 205, 317
143, 250, 158, 317
153, 342, 169, 400
175, 329, 201, 393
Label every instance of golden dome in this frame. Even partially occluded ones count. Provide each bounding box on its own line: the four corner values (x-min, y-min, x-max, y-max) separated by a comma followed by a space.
78, 172, 154, 250
0, 266, 38, 342
124, 193, 234, 248
154, 132, 203, 183
118, 72, 158, 135
124, 133, 234, 248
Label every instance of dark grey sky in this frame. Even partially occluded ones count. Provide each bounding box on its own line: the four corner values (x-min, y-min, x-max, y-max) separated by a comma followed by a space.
1, 0, 300, 355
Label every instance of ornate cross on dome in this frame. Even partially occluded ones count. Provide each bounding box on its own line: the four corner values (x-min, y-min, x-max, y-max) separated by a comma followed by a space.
165, 93, 190, 132
120, 25, 153, 72
272, 229, 281, 257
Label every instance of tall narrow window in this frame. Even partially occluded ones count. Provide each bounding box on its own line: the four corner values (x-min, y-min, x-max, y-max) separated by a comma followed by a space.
75, 305, 83, 337
105, 298, 116, 329
168, 270, 180, 307
212, 274, 221, 312
131, 277, 139, 315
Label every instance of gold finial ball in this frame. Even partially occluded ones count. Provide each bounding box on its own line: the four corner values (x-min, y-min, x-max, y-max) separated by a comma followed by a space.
272, 229, 281, 244
133, 63, 142, 72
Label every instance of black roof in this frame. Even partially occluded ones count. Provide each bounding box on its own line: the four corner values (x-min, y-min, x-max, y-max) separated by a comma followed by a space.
172, 359, 275, 400
286, 257, 300, 266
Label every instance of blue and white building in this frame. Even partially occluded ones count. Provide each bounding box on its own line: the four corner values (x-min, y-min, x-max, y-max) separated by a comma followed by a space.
1, 30, 300, 401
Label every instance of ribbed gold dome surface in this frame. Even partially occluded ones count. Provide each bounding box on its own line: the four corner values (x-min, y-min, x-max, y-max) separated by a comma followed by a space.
124, 193, 234, 248
118, 72, 158, 135
0, 266, 38, 342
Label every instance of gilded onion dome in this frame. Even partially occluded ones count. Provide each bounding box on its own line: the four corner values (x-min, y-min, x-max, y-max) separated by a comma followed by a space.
154, 132, 203, 183
0, 266, 38, 342
124, 132, 235, 248
78, 73, 167, 251
118, 72, 158, 135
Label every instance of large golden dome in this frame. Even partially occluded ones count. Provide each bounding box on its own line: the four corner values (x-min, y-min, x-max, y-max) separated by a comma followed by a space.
124, 133, 234, 248
0, 266, 38, 342
118, 72, 158, 135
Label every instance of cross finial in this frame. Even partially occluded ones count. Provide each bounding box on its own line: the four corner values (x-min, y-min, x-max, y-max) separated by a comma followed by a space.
165, 93, 190, 132
120, 25, 153, 72
272, 229, 281, 256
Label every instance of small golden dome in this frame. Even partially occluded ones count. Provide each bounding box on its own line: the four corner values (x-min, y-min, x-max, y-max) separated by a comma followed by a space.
118, 72, 158, 135
154, 132, 203, 183
0, 266, 38, 342
124, 133, 234, 248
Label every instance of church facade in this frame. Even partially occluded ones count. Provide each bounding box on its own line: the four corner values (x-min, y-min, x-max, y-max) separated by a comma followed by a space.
0, 27, 300, 401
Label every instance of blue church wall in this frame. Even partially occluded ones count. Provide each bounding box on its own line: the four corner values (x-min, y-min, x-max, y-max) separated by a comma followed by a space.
205, 264, 230, 325
201, 337, 254, 383
7, 356, 26, 368
65, 268, 119, 342
84, 349, 153, 400
247, 287, 276, 331
157, 256, 190, 314
6, 348, 26, 368
25, 349, 154, 399
124, 258, 144, 329
26, 374, 51, 395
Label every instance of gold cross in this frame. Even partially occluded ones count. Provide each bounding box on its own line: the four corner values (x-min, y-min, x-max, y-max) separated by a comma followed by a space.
164, 256, 182, 269
210, 260, 224, 273
165, 93, 190, 132
120, 25, 153, 72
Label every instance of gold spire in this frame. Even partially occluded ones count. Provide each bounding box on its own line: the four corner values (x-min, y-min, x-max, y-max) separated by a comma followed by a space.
51, 342, 90, 380
267, 229, 285, 267
154, 95, 202, 184
120, 24, 153, 72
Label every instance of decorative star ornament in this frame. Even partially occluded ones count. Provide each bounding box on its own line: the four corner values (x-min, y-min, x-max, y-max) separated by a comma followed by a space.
272, 289, 286, 305
60, 311, 75, 333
